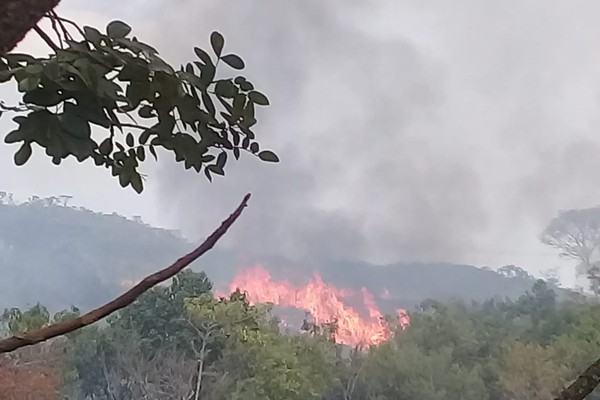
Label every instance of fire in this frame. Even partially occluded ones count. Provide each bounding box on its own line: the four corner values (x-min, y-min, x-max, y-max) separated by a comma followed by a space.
221, 265, 409, 347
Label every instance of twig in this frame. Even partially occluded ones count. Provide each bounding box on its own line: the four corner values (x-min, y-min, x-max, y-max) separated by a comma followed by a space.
0, 193, 251, 354
46, 12, 63, 48
118, 122, 148, 130
33, 25, 59, 51
47, 10, 73, 41
46, 12, 85, 38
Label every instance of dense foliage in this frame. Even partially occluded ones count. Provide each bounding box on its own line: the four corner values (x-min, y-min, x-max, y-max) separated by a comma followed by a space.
0, 19, 278, 193
2, 271, 600, 400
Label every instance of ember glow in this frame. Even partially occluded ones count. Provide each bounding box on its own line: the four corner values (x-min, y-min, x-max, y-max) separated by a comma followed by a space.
221, 265, 409, 347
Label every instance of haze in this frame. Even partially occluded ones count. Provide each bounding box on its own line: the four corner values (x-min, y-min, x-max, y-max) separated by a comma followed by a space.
2, 1, 600, 286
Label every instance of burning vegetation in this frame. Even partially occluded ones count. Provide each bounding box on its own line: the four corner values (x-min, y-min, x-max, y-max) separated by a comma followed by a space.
219, 265, 409, 347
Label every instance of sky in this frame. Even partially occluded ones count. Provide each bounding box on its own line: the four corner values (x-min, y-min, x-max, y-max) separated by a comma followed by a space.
3, 1, 600, 286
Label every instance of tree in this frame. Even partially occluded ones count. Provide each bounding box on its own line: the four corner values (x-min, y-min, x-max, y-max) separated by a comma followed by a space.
541, 207, 600, 294
500, 341, 570, 400
540, 209, 600, 400
0, 360, 60, 400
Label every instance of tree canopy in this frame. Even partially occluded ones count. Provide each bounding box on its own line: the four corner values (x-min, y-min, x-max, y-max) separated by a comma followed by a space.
3, 272, 600, 400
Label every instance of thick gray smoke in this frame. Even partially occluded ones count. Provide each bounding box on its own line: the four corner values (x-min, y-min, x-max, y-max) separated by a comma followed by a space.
18, 1, 600, 282
148, 1, 489, 264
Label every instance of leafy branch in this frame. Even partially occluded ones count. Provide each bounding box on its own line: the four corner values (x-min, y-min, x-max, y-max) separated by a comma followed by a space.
0, 18, 279, 193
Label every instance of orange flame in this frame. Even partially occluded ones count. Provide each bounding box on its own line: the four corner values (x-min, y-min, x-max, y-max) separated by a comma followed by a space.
222, 265, 409, 347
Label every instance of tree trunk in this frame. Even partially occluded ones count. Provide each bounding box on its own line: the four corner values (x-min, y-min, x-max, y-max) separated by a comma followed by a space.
194, 342, 207, 400
0, 0, 60, 54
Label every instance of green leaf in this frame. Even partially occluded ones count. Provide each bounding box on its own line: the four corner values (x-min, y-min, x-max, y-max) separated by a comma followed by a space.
249, 91, 270, 106
149, 56, 175, 74
221, 54, 245, 70
139, 129, 152, 144
130, 172, 143, 193
83, 26, 103, 45
258, 150, 279, 163
14, 143, 32, 166
210, 32, 225, 57
118, 62, 150, 82
24, 64, 43, 75
194, 47, 213, 67
233, 94, 246, 114
60, 104, 91, 139
215, 80, 237, 98
4, 129, 25, 144
179, 71, 206, 91
72, 92, 111, 128
118, 37, 158, 56
118, 168, 131, 187
106, 20, 132, 39
250, 142, 259, 154
126, 133, 134, 147
240, 81, 254, 91
136, 146, 146, 161
216, 151, 227, 168
99, 138, 113, 155
23, 87, 62, 106
208, 164, 225, 176
149, 145, 158, 161
17, 76, 40, 92
0, 69, 13, 83
138, 105, 154, 118
202, 92, 215, 116
4, 53, 35, 67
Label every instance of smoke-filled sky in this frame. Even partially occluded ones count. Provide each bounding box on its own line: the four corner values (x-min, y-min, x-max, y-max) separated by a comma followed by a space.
3, 1, 600, 285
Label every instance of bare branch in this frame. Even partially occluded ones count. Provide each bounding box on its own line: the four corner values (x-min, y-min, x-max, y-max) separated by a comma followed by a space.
44, 12, 84, 39
554, 357, 600, 400
33, 26, 59, 51
0, 193, 251, 354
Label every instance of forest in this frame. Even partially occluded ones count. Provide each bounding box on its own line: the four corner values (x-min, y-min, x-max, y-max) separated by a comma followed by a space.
2, 269, 600, 400
3, 197, 599, 399
3, 2, 600, 399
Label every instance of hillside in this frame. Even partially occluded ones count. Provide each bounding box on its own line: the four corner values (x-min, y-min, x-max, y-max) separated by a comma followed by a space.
0, 196, 558, 311
0, 195, 190, 310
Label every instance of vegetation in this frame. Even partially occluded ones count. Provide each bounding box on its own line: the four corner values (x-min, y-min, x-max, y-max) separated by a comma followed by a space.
0, 3, 277, 354
0, 196, 555, 313
542, 207, 600, 295
2, 270, 600, 399
1, 3, 599, 399
1, 15, 278, 193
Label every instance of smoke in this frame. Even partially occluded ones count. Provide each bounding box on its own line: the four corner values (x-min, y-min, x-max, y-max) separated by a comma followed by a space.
58, 1, 600, 276
145, 0, 490, 265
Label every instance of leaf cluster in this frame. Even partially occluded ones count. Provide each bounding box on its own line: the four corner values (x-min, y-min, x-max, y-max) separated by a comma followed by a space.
0, 21, 278, 193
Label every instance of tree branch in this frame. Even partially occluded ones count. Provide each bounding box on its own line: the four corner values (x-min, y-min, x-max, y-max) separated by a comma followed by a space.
44, 12, 84, 39
33, 26, 59, 51
0, 0, 61, 54
554, 357, 600, 400
0, 193, 251, 354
